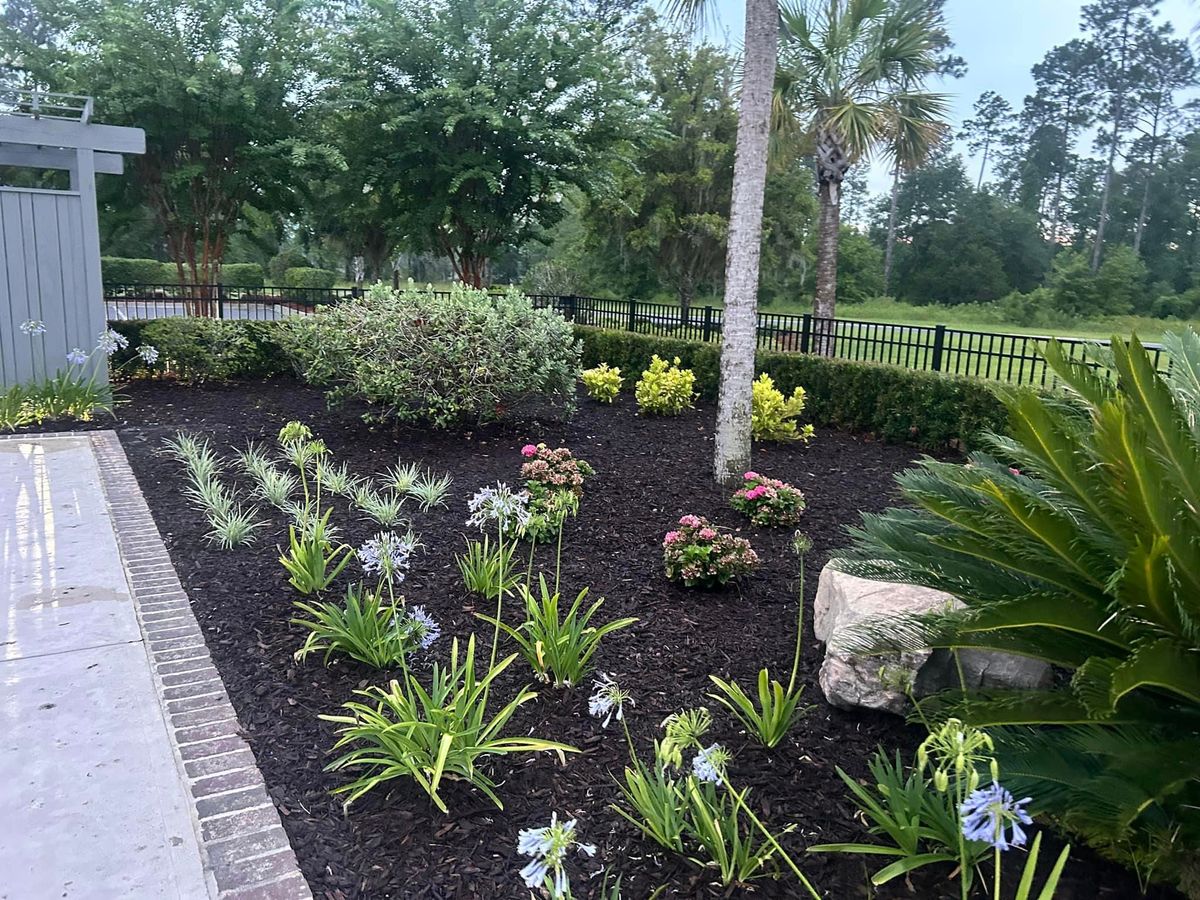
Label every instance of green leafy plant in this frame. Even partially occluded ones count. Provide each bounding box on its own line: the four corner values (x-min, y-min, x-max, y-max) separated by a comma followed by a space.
662, 514, 758, 588
279, 510, 354, 595
354, 488, 407, 528
835, 332, 1200, 888
750, 373, 814, 441
292, 583, 438, 668
456, 536, 520, 596
252, 465, 298, 508
708, 534, 810, 747
322, 634, 577, 813
478, 574, 637, 688
236, 441, 275, 482
519, 443, 595, 543
409, 472, 452, 511
383, 460, 423, 495
205, 503, 264, 549
317, 461, 361, 497
729, 471, 806, 527
634, 354, 696, 415
581, 363, 623, 402
186, 476, 234, 518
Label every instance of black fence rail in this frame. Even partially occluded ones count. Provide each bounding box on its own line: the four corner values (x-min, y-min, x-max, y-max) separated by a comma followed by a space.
103, 283, 1169, 387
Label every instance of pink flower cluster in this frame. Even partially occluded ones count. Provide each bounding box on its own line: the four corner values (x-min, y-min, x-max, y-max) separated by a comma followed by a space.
519, 442, 594, 495
730, 471, 806, 527
662, 514, 759, 589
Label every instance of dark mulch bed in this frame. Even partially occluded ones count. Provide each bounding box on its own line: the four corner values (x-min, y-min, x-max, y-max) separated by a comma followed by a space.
31, 378, 1177, 899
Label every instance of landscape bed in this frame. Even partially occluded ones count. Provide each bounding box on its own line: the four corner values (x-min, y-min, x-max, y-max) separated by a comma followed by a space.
33, 377, 1178, 899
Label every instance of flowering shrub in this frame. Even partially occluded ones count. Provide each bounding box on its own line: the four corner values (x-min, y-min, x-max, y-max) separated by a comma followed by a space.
281, 282, 581, 428
519, 443, 595, 542
729, 471, 806, 527
635, 355, 696, 416
580, 363, 623, 402
662, 515, 758, 588
751, 373, 814, 442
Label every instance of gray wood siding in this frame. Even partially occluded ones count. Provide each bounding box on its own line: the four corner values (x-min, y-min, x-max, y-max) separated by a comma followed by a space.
0, 187, 106, 387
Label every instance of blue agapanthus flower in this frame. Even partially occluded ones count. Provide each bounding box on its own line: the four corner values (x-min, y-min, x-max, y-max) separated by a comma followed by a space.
960, 782, 1033, 851
516, 813, 596, 898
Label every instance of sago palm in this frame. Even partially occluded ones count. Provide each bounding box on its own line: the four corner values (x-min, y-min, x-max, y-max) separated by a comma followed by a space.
774, 0, 948, 331
834, 331, 1200, 891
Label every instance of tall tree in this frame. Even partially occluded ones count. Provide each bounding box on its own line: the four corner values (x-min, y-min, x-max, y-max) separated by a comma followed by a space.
1, 0, 336, 289
711, 0, 779, 483
774, 0, 948, 336
961, 91, 1014, 189
1083, 0, 1158, 270
327, 0, 645, 287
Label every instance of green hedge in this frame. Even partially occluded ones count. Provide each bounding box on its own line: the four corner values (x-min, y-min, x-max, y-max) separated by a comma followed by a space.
283, 267, 338, 289
219, 263, 265, 288
102, 257, 167, 284
575, 326, 1009, 448
109, 319, 290, 381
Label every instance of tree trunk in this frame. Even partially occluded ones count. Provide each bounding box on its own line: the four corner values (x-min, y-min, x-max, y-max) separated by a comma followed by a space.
712, 0, 776, 486
678, 272, 694, 329
813, 177, 841, 355
883, 165, 900, 295
1091, 133, 1120, 271
977, 138, 989, 190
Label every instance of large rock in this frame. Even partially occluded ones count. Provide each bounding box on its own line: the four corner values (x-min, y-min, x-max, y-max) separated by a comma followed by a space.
814, 565, 1050, 714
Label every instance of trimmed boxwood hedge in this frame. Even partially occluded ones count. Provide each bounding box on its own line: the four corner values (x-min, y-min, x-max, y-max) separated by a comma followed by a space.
109, 318, 1008, 448
575, 326, 1009, 448
101, 257, 167, 284
283, 267, 339, 289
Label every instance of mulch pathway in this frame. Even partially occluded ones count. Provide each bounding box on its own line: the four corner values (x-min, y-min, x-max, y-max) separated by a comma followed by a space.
27, 377, 1179, 899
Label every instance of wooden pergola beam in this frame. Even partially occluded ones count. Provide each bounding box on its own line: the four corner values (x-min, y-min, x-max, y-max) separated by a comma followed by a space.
0, 144, 125, 175
0, 116, 145, 155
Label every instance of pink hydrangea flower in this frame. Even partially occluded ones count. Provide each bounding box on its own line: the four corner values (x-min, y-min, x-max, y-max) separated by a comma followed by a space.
664, 530, 681, 545
744, 471, 760, 481
698, 528, 717, 540
521, 444, 538, 457
679, 514, 701, 527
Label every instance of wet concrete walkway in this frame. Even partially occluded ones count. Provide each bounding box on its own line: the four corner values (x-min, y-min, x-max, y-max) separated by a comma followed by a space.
0, 432, 212, 898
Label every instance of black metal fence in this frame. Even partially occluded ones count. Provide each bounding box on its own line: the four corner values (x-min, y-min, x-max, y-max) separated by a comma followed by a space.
104, 283, 1168, 388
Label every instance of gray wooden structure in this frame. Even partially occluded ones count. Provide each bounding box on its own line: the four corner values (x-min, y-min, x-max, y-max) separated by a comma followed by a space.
0, 91, 144, 387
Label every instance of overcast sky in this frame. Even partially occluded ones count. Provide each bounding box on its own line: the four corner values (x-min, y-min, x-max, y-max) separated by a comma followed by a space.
690, 0, 1199, 196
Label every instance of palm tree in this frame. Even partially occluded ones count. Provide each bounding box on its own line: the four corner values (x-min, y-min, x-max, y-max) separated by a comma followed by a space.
774, 0, 948, 339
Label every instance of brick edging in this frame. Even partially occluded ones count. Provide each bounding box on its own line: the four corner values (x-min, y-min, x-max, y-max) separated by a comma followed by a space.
89, 430, 312, 900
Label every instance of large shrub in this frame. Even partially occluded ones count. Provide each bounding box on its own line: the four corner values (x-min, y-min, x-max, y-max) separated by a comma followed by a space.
101, 257, 167, 284
283, 267, 339, 290
281, 283, 581, 427
836, 331, 1200, 893
269, 248, 310, 282
219, 263, 266, 287
133, 319, 289, 380
576, 326, 1008, 449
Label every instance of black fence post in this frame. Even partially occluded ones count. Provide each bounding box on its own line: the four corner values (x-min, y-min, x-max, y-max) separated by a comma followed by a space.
931, 324, 946, 372
628, 297, 637, 332
563, 294, 577, 322
217, 282, 226, 320
799, 313, 812, 354
702, 305, 714, 342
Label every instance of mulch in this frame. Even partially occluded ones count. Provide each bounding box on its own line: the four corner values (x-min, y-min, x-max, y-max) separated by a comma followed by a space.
27, 377, 1180, 899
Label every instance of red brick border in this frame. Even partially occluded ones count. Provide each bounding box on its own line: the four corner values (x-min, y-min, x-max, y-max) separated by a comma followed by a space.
89, 430, 312, 900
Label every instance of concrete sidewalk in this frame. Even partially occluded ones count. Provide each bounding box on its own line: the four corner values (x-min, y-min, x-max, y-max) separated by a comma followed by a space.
0, 432, 308, 900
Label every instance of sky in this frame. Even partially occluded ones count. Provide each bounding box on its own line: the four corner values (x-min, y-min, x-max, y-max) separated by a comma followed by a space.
692, 0, 1199, 196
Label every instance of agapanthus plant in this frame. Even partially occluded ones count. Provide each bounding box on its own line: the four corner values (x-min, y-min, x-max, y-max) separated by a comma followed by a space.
729, 471, 806, 527
516, 813, 597, 898
662, 515, 758, 589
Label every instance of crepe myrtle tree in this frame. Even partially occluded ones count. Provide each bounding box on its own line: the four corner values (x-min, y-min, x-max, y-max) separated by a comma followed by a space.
3, 0, 341, 292
328, 0, 647, 288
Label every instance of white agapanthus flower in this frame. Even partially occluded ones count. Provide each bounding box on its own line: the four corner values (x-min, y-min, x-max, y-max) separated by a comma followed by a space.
517, 813, 596, 897
66, 348, 88, 366
96, 328, 129, 356
137, 345, 160, 365
692, 743, 730, 786
466, 482, 531, 533
20, 319, 46, 336
588, 674, 632, 729
358, 531, 416, 584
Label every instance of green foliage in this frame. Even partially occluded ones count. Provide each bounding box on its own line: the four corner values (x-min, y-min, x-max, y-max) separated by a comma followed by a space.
1046, 246, 1148, 317
836, 331, 1200, 889
729, 473, 807, 527
269, 249, 310, 282
408, 472, 452, 511
662, 515, 758, 589
353, 489, 406, 528
292, 584, 425, 668
575, 326, 1009, 448
478, 575, 637, 688
220, 263, 265, 287
278, 511, 354, 595
322, 635, 577, 813
635, 355, 697, 415
456, 536, 519, 596
0, 371, 115, 431
133, 319, 289, 381
580, 364, 624, 402
101, 256, 167, 284
283, 267, 338, 290
751, 373, 813, 442
204, 503, 263, 549
281, 283, 581, 427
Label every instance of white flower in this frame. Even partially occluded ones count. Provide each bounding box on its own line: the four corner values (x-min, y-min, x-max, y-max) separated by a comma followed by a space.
393, 605, 440, 650
544, 77, 557, 90
20, 319, 46, 336
228, 62, 244, 76
557, 29, 569, 41
588, 674, 632, 728
692, 743, 729, 786
550, 191, 563, 204
66, 348, 88, 366
137, 345, 160, 365
362, 183, 374, 194
359, 531, 415, 583
466, 482, 531, 533
517, 813, 596, 898
96, 329, 128, 356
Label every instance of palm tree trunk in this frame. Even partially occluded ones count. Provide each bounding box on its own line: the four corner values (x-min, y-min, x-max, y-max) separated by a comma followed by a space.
712, 0, 777, 486
813, 177, 841, 355
884, 164, 900, 295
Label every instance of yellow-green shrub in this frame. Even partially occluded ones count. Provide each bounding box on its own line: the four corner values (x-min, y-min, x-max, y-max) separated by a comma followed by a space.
751, 373, 814, 442
635, 355, 696, 415
580, 363, 623, 402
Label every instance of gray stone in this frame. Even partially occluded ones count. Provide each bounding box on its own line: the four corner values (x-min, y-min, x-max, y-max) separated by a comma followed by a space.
814, 565, 1050, 713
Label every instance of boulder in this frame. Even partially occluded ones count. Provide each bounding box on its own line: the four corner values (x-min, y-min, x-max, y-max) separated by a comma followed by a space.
814, 565, 1050, 714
